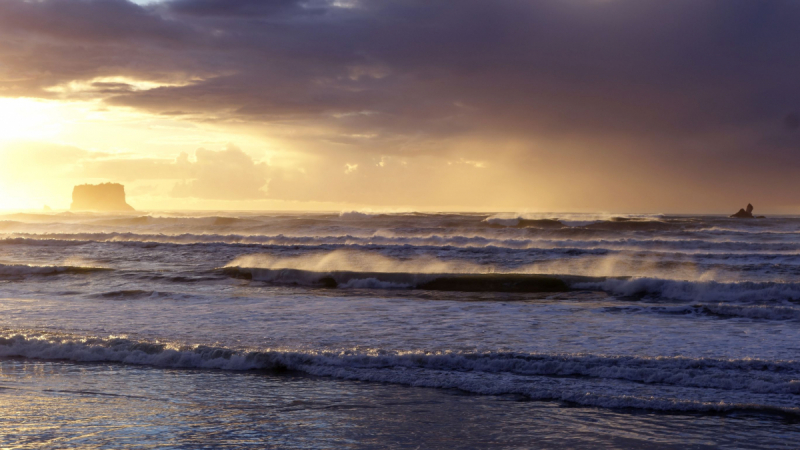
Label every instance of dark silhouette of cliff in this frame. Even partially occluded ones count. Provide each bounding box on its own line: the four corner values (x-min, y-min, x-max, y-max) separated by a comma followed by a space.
70, 183, 135, 212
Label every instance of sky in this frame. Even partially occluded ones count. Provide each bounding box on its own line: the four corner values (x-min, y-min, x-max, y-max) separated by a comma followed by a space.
0, 0, 798, 213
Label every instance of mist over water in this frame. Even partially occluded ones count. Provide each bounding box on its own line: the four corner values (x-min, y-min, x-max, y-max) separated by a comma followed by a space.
1, 211, 800, 448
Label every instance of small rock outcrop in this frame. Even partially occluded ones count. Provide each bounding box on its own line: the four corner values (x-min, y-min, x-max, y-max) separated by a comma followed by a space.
70, 183, 135, 212
730, 203, 764, 219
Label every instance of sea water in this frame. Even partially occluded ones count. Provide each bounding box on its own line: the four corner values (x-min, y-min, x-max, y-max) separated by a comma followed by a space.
0, 211, 798, 448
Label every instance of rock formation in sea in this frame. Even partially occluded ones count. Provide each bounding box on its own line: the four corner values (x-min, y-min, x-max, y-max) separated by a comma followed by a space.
730, 203, 764, 218
70, 183, 135, 212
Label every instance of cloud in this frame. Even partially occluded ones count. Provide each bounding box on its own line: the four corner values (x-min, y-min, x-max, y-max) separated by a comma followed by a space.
165, 0, 316, 17
0, 141, 102, 180
171, 144, 269, 200
0, 141, 270, 205
2, 0, 800, 210
80, 155, 188, 181
76, 145, 272, 201
449, 159, 486, 169
2, 0, 797, 148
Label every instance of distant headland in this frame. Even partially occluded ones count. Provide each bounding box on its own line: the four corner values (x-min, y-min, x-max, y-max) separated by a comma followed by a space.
70, 183, 135, 212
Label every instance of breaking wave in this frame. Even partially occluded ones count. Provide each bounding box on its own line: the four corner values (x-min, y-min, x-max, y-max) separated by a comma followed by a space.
339, 210, 385, 219
0, 332, 797, 415
4, 232, 800, 255
216, 250, 800, 306
221, 250, 606, 292
482, 216, 565, 228
222, 267, 590, 292
0, 263, 111, 277
4, 211, 800, 426
223, 264, 800, 305
482, 213, 667, 228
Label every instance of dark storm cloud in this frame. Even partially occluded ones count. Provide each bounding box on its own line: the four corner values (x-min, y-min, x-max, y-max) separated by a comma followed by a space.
785, 113, 800, 131
0, 0, 184, 42
165, 0, 318, 17
0, 0, 208, 97
2, 0, 800, 191
1, 1, 796, 122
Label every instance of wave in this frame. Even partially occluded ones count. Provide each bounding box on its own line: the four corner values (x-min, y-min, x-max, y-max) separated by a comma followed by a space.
700, 303, 800, 320
221, 250, 608, 292
92, 290, 158, 300
1, 333, 797, 415
0, 264, 111, 277
90, 215, 262, 227
0, 212, 78, 222
92, 216, 154, 226
5, 232, 800, 255
607, 304, 800, 321
483, 216, 565, 228
89, 289, 198, 300
222, 249, 800, 304
482, 213, 668, 228
221, 267, 597, 292
1, 213, 798, 241
222, 265, 800, 304
578, 278, 800, 304
339, 211, 385, 219
0, 237, 90, 247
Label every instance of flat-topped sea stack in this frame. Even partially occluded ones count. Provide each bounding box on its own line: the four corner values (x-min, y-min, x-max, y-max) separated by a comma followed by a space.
70, 183, 135, 212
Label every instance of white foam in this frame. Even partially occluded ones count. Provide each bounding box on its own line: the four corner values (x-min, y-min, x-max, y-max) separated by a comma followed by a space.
0, 263, 107, 276
225, 250, 485, 275
339, 211, 378, 220
483, 216, 521, 227
6, 232, 799, 256
1, 333, 798, 414
482, 213, 665, 228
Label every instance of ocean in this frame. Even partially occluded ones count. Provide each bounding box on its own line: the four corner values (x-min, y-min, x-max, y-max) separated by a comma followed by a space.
0, 211, 798, 448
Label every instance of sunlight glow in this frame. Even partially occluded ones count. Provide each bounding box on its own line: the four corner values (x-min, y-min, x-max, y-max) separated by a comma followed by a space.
0, 98, 65, 142
44, 76, 198, 96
